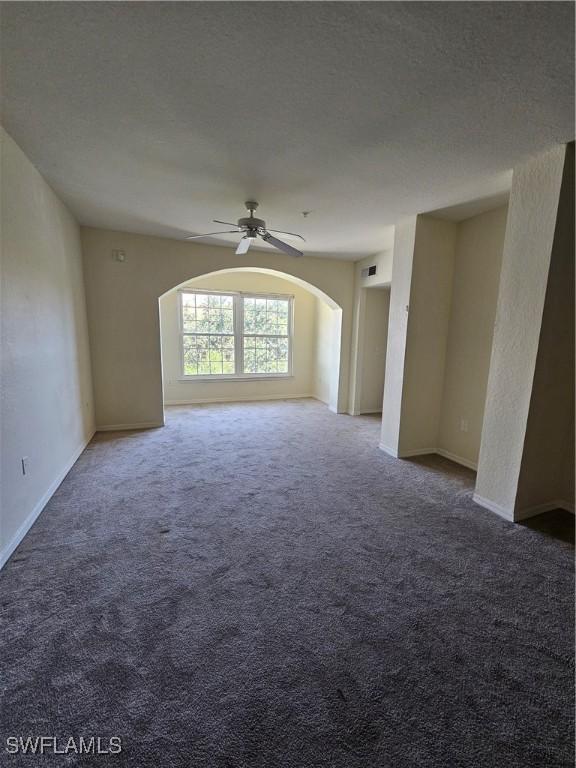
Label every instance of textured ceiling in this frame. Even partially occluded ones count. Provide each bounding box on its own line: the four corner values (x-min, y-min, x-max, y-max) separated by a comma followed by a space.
1, 2, 573, 259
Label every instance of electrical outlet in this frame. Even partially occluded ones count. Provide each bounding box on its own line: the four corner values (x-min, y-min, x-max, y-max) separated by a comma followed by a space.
460, 419, 468, 433
21, 457, 29, 476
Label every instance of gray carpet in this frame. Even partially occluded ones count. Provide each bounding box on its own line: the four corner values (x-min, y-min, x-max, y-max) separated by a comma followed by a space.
1, 399, 574, 767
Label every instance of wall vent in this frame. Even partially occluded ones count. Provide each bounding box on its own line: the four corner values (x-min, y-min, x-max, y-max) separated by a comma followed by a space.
361, 265, 377, 278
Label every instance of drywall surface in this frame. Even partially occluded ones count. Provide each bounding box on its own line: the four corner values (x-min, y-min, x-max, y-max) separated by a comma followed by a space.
560, 432, 575, 508
313, 299, 341, 410
438, 207, 507, 467
160, 272, 318, 404
515, 144, 574, 513
81, 227, 354, 428
348, 250, 392, 415
359, 288, 390, 414
398, 216, 457, 455
380, 218, 417, 454
356, 250, 393, 288
0, 129, 94, 564
475, 145, 567, 517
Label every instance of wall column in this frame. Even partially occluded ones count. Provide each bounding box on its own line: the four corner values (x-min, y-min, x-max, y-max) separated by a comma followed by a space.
379, 219, 417, 453
474, 144, 574, 521
380, 215, 456, 456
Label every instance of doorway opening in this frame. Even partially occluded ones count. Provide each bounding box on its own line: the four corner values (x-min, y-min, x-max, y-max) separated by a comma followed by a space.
351, 285, 391, 416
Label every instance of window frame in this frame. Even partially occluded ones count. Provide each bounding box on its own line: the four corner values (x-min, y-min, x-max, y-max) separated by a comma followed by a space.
178, 289, 294, 381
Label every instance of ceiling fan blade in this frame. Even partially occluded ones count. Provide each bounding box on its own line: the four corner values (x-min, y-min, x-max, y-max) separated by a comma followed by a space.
213, 219, 240, 228
235, 237, 252, 255
266, 229, 306, 242
261, 231, 303, 257
185, 230, 240, 240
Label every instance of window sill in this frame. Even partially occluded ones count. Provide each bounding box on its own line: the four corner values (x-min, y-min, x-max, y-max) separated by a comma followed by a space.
178, 375, 294, 382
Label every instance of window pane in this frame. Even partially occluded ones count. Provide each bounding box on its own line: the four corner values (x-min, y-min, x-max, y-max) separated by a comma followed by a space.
183, 293, 290, 378
183, 334, 234, 376
242, 296, 289, 336
181, 292, 234, 334
244, 347, 256, 374
243, 335, 289, 374
181, 293, 197, 333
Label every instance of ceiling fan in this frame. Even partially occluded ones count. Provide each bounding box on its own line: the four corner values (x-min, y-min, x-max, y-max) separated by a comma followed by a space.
185, 201, 305, 257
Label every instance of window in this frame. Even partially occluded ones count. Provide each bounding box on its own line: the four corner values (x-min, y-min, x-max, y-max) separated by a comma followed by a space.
179, 290, 293, 378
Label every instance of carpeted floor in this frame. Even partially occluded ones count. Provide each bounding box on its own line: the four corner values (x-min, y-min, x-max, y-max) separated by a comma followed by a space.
1, 399, 574, 767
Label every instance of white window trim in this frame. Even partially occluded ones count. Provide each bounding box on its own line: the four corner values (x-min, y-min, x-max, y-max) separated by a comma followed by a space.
178, 289, 294, 381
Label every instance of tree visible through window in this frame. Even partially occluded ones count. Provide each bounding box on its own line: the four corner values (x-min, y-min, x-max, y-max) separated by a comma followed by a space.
180, 291, 292, 377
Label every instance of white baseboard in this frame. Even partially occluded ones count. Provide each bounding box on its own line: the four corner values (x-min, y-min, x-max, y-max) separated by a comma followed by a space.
164, 393, 313, 406
472, 493, 514, 521
96, 421, 164, 431
436, 449, 478, 471
379, 444, 435, 458
399, 447, 437, 458
0, 431, 95, 570
473, 494, 574, 522
379, 444, 436, 458
380, 443, 477, 471
515, 499, 575, 521
378, 443, 436, 459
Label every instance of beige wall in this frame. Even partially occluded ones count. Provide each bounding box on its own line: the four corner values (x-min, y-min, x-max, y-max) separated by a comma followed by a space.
349, 250, 392, 413
380, 217, 417, 452
0, 129, 94, 565
81, 227, 355, 428
475, 144, 570, 520
356, 250, 393, 289
312, 298, 341, 409
160, 271, 318, 404
515, 144, 574, 512
381, 210, 507, 464
438, 207, 507, 468
398, 216, 457, 455
359, 288, 389, 414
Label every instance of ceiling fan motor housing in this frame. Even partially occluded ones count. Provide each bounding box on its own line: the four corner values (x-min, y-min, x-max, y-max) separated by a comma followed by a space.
237, 216, 265, 236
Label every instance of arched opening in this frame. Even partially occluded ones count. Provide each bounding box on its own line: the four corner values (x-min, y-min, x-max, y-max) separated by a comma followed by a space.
158, 267, 343, 419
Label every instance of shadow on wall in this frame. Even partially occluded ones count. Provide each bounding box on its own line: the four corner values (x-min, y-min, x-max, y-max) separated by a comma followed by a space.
158, 267, 343, 413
